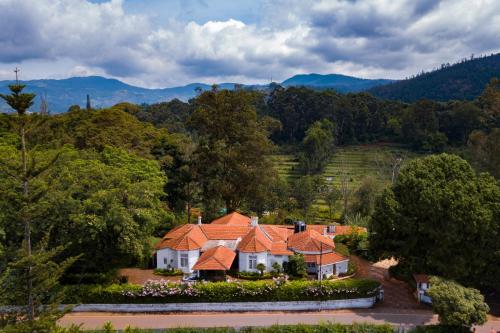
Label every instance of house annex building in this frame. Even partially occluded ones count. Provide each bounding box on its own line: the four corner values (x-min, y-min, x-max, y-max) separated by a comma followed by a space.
155, 212, 360, 280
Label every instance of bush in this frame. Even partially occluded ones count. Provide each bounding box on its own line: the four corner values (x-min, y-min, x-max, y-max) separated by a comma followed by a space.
333, 243, 350, 257
154, 268, 184, 276
62, 278, 380, 304
283, 254, 307, 277
232, 271, 275, 281
411, 325, 470, 333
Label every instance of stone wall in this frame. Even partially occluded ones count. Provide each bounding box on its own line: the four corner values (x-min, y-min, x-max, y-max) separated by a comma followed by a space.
72, 297, 376, 312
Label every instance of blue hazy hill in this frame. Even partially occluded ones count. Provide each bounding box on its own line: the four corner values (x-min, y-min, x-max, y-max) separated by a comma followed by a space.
0, 74, 390, 113
282, 73, 393, 92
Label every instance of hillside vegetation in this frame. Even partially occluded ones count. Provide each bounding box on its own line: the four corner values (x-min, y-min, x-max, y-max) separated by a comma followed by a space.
369, 53, 500, 102
272, 144, 421, 187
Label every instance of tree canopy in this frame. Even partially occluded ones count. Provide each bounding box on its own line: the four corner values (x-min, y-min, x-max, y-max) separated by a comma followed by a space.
188, 88, 277, 217
428, 277, 489, 328
370, 154, 500, 289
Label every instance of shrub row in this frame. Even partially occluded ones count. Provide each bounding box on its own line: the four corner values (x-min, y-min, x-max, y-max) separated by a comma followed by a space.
58, 323, 395, 333
154, 268, 184, 276
59, 325, 473, 333
63, 278, 379, 304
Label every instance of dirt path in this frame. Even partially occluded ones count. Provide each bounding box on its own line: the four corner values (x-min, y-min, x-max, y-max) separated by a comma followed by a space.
351, 255, 427, 310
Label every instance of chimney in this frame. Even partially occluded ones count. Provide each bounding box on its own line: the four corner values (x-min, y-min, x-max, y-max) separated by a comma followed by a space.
197, 216, 202, 225
251, 216, 258, 227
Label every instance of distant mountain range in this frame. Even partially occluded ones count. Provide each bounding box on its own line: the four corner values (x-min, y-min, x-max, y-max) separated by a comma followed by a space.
282, 73, 392, 92
0, 74, 392, 113
2, 52, 499, 113
369, 53, 500, 102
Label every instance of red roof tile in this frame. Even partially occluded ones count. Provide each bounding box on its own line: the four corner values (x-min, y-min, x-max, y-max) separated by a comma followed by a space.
210, 212, 251, 226
413, 274, 430, 284
200, 225, 251, 240
303, 252, 348, 265
237, 226, 273, 253
287, 229, 335, 253
270, 242, 293, 255
261, 225, 289, 242
156, 224, 207, 250
192, 246, 236, 271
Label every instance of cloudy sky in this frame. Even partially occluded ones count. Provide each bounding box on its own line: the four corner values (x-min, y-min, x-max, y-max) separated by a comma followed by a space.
0, 0, 499, 88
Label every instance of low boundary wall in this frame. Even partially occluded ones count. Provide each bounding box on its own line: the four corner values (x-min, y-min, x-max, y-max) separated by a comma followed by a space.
72, 297, 376, 312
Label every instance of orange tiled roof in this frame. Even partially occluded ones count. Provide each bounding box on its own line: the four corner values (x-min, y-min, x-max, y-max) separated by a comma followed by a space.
156, 224, 207, 250
413, 274, 430, 284
211, 212, 251, 226
287, 229, 335, 252
261, 225, 289, 242
303, 252, 348, 265
192, 246, 236, 271
157, 213, 363, 255
270, 242, 294, 255
200, 225, 251, 240
237, 226, 273, 253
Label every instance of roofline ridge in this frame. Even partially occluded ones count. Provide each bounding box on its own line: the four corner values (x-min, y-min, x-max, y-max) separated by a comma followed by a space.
258, 225, 274, 242
197, 224, 210, 239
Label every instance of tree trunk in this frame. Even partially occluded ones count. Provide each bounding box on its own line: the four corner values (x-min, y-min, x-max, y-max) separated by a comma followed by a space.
20, 123, 34, 321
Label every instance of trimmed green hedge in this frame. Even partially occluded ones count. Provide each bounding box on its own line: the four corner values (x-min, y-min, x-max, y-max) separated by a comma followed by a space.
63, 278, 379, 304
58, 323, 394, 333
154, 268, 184, 276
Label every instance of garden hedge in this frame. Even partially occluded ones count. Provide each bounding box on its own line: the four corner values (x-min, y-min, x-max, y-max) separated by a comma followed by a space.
58, 323, 395, 333
62, 278, 380, 304
60, 324, 473, 333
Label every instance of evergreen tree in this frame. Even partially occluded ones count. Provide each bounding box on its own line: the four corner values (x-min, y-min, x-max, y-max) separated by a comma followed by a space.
0, 81, 76, 331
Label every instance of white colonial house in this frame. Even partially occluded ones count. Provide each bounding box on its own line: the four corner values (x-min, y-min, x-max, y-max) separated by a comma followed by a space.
155, 212, 362, 280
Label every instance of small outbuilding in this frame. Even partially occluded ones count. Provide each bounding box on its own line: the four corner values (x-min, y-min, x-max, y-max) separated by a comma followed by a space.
192, 246, 236, 281
413, 274, 432, 304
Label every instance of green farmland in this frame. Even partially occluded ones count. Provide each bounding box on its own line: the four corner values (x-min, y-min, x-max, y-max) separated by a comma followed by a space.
272, 144, 422, 186
271, 144, 424, 220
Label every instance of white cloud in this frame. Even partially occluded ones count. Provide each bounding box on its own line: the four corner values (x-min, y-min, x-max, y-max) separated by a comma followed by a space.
0, 0, 499, 87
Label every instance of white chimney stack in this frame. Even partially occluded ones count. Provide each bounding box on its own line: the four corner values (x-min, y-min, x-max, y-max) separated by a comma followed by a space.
251, 216, 258, 227
197, 216, 202, 225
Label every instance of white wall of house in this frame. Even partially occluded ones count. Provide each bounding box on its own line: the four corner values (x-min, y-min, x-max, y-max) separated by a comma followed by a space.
335, 260, 349, 275
156, 248, 200, 273
239, 252, 268, 272
157, 248, 175, 269
318, 264, 334, 278
267, 254, 289, 272
418, 282, 430, 291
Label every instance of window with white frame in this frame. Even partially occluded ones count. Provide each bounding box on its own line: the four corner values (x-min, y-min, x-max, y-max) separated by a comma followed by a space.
163, 258, 168, 265
248, 255, 257, 269
180, 253, 189, 267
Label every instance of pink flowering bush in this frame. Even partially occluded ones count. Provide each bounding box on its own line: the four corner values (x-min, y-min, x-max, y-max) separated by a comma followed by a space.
63, 278, 379, 304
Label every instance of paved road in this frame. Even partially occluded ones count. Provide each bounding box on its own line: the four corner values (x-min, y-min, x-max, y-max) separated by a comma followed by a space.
59, 309, 500, 332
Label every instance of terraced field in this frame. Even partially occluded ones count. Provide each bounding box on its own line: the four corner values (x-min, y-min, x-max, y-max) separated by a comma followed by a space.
272, 144, 421, 186
271, 144, 424, 221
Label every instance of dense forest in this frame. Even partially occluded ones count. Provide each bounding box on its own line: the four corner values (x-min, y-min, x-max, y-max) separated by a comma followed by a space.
369, 53, 500, 102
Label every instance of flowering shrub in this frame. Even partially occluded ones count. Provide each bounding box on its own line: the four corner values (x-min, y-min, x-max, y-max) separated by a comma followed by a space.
63, 278, 379, 304
56, 322, 395, 333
